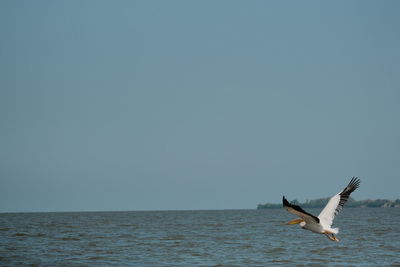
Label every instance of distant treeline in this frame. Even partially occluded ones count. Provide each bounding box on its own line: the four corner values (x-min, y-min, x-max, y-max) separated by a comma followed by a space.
257, 197, 400, 209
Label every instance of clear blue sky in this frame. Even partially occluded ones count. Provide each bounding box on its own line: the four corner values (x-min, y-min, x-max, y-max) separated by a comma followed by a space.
1, 1, 399, 212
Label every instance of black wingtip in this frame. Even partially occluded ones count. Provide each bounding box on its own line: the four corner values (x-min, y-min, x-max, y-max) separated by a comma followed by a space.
347, 177, 361, 191
282, 196, 291, 208
338, 177, 361, 202
282, 195, 320, 223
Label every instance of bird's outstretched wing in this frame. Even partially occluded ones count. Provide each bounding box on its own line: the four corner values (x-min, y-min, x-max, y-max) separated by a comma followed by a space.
318, 177, 361, 227
282, 196, 320, 224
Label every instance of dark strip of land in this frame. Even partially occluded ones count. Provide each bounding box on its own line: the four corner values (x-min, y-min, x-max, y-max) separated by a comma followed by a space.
257, 198, 400, 209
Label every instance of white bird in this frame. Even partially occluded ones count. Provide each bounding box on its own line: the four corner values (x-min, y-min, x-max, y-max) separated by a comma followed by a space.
283, 177, 360, 241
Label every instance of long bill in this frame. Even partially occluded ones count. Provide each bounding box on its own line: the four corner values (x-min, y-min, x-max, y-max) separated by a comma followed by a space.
285, 218, 304, 225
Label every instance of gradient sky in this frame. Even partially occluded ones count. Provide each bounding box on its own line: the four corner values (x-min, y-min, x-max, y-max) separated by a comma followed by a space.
1, 1, 399, 212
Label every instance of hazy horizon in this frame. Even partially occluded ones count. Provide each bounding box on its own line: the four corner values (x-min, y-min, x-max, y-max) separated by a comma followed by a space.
2, 196, 399, 214
1, 1, 399, 213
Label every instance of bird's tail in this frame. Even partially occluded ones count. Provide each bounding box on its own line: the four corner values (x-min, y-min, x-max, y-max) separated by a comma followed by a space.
331, 228, 339, 234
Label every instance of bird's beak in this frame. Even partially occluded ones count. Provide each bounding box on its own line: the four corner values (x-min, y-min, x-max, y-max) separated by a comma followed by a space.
285, 218, 304, 225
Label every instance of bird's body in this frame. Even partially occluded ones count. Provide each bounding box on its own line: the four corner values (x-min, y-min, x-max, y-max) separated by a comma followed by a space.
300, 220, 326, 234
283, 177, 360, 241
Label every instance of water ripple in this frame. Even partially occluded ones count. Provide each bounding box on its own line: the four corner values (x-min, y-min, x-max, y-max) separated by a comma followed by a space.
1, 209, 399, 266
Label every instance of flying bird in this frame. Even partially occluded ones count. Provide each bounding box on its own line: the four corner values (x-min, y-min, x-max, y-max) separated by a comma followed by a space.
283, 177, 360, 241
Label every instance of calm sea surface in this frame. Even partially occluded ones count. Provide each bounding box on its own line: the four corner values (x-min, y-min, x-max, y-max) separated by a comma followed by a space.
1, 208, 399, 266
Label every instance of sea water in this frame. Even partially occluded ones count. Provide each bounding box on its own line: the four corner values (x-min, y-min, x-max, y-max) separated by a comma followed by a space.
1, 208, 399, 266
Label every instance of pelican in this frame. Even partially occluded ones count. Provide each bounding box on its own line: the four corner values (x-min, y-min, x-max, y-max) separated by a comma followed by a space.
283, 177, 360, 241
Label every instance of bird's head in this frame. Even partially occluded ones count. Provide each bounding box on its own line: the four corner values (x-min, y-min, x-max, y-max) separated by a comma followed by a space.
285, 218, 305, 226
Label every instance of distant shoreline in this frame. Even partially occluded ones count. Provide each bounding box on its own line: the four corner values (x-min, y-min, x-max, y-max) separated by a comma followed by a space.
257, 198, 400, 209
